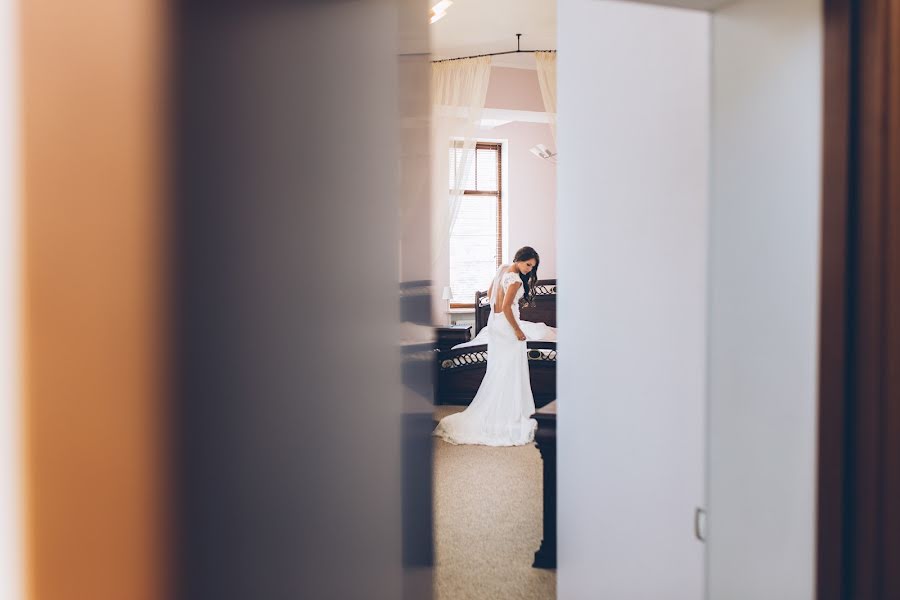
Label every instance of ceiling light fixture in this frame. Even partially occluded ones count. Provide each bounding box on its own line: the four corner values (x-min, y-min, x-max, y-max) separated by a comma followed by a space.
430, 0, 453, 24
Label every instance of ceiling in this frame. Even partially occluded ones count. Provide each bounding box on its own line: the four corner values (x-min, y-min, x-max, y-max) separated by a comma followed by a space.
430, 0, 557, 68
429, 0, 736, 66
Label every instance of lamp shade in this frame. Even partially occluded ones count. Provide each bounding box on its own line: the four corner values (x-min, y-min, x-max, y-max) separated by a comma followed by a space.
442, 286, 453, 300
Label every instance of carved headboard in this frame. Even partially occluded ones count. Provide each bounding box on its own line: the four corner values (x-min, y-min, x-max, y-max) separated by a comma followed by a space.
474, 279, 557, 335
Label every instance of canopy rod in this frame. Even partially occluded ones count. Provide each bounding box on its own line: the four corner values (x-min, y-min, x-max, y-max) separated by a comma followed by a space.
432, 33, 556, 63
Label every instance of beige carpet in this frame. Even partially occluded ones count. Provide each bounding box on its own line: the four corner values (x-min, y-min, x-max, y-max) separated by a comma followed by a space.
433, 407, 556, 600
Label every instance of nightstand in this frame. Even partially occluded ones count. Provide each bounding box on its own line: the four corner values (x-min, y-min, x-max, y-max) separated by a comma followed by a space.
446, 307, 476, 326
435, 324, 472, 352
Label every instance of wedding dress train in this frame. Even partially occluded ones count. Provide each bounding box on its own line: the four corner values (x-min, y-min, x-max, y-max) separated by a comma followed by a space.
433, 266, 539, 446
452, 317, 556, 350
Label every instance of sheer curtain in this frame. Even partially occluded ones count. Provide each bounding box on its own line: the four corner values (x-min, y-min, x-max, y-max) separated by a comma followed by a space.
535, 51, 557, 146
431, 57, 491, 320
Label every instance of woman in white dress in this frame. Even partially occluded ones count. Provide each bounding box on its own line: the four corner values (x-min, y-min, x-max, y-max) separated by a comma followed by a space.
433, 246, 545, 446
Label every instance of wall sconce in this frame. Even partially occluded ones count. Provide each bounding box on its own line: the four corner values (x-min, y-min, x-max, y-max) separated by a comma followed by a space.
530, 144, 558, 163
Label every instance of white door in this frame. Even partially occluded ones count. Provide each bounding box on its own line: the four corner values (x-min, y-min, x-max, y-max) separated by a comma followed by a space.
558, 1, 709, 598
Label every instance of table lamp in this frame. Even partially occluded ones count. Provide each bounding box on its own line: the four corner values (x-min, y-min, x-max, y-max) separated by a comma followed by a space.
442, 286, 453, 324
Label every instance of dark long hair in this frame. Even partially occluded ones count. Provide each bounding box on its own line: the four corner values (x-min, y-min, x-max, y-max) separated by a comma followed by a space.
513, 246, 540, 305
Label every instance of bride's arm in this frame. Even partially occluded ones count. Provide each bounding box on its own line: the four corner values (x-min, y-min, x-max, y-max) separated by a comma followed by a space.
502, 282, 526, 340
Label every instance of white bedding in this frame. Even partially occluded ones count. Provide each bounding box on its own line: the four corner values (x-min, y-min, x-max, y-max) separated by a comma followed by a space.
452, 318, 557, 349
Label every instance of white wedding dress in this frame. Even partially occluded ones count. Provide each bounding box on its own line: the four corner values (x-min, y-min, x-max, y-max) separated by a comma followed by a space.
433, 266, 542, 446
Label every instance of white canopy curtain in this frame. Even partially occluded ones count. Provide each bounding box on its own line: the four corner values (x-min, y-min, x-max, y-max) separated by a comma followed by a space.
535, 51, 557, 146
431, 56, 491, 318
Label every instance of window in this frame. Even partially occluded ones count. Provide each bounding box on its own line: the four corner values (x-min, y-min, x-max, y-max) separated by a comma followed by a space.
448, 142, 502, 307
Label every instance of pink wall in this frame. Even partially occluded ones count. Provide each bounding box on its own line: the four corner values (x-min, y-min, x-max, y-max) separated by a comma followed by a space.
485, 66, 546, 112
481, 67, 557, 278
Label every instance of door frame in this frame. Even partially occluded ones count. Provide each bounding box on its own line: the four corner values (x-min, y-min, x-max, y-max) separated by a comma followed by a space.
817, 0, 900, 598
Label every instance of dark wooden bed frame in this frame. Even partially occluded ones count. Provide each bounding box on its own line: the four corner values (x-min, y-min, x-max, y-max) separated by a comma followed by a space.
435, 279, 557, 409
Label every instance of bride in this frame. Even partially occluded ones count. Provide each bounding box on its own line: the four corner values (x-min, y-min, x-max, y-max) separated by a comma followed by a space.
433, 246, 553, 446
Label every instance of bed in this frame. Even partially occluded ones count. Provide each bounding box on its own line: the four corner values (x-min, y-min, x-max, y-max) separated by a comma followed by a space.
434, 279, 557, 409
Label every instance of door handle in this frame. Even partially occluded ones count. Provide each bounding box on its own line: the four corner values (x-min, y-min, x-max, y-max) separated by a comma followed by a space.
694, 507, 707, 542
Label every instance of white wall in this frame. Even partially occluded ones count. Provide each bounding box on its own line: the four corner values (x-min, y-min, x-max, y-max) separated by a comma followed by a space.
558, 2, 709, 598
707, 1, 822, 598
0, 0, 22, 597
502, 121, 557, 278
